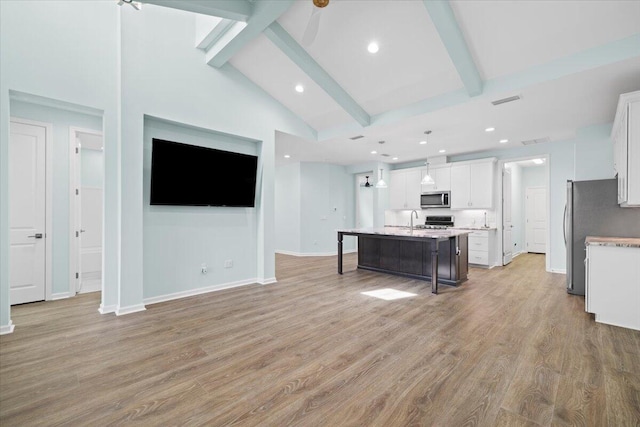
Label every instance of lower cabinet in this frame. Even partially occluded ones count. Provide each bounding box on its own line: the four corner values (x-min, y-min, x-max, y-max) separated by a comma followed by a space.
585, 243, 640, 331
467, 230, 495, 267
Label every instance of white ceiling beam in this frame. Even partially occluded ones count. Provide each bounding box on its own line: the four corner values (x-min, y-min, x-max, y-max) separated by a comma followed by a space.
206, 1, 294, 68
264, 22, 371, 128
196, 18, 235, 51
423, 0, 483, 97
140, 0, 253, 22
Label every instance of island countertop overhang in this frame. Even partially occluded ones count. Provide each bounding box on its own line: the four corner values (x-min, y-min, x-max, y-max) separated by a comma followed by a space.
336, 226, 472, 240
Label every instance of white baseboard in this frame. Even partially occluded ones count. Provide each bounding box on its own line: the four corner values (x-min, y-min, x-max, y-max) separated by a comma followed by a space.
276, 249, 357, 257
512, 251, 524, 258
115, 304, 146, 316
98, 304, 117, 314
143, 279, 257, 306
0, 320, 15, 335
51, 292, 72, 300
258, 277, 277, 285
550, 268, 566, 274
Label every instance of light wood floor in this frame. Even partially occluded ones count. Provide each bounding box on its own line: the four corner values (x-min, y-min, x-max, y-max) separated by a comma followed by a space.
1, 253, 639, 426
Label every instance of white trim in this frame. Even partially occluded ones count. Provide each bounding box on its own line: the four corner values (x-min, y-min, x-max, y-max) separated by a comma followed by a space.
143, 279, 258, 306
51, 292, 72, 300
258, 277, 277, 285
98, 304, 117, 315
115, 304, 147, 316
10, 117, 53, 302
69, 126, 104, 298
275, 249, 357, 257
512, 250, 524, 259
550, 268, 567, 274
0, 321, 15, 335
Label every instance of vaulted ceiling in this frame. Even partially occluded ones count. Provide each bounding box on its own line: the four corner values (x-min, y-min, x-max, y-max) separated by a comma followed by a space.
141, 0, 640, 166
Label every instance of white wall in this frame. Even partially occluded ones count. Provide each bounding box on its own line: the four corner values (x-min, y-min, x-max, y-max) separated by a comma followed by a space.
275, 162, 356, 256
1, 0, 119, 327
0, 1, 315, 329
275, 163, 301, 254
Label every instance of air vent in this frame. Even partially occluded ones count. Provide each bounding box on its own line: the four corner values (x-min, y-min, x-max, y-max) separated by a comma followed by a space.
491, 95, 521, 106
380, 154, 390, 157
349, 135, 364, 140
521, 137, 550, 146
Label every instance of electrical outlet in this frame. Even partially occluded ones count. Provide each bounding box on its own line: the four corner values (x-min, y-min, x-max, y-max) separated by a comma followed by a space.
201, 263, 207, 274
224, 260, 233, 268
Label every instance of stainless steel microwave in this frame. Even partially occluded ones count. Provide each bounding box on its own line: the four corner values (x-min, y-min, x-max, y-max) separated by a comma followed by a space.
421, 191, 450, 208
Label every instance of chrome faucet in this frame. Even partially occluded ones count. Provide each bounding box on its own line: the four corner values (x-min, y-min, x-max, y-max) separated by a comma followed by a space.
410, 210, 419, 233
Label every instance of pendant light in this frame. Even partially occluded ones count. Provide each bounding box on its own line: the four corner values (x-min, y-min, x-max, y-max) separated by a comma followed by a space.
421, 160, 435, 185
363, 176, 371, 187
420, 130, 435, 185
375, 168, 387, 188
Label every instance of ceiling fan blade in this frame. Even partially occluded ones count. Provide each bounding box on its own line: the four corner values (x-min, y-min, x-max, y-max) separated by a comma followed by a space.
302, 7, 322, 47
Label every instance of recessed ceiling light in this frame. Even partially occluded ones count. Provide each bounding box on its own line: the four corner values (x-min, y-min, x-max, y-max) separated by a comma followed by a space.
499, 139, 508, 144
284, 154, 290, 158
532, 158, 544, 164
439, 149, 446, 153
371, 150, 377, 154
419, 140, 427, 145
392, 157, 398, 160
367, 42, 379, 54
295, 84, 304, 93
485, 127, 495, 132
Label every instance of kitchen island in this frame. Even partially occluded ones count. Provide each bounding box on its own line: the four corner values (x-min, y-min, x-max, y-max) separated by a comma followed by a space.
337, 227, 470, 294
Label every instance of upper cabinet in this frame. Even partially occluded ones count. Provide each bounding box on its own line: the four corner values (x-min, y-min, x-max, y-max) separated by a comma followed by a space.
389, 168, 421, 210
612, 90, 640, 207
421, 164, 451, 192
450, 158, 496, 209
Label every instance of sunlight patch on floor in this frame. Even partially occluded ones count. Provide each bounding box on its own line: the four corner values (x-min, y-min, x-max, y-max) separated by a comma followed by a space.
360, 288, 417, 301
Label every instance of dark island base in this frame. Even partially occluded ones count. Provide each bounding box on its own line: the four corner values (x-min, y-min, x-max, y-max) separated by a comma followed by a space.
357, 235, 468, 286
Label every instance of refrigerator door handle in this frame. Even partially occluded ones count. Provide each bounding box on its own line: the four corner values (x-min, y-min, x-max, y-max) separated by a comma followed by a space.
563, 204, 567, 245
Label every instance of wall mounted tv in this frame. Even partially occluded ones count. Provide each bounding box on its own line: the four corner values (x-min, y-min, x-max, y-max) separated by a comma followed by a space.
150, 138, 258, 207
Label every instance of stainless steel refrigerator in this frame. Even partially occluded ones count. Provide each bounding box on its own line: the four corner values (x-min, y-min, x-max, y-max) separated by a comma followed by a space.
564, 178, 640, 295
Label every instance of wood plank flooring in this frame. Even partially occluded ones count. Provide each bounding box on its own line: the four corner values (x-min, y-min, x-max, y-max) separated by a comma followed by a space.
1, 253, 639, 426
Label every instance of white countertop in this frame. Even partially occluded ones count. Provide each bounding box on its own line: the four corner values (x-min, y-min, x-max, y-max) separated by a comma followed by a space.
337, 226, 472, 239
451, 226, 497, 231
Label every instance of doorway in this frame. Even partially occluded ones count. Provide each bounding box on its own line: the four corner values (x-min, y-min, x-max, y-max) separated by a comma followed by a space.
70, 128, 104, 294
9, 118, 53, 304
500, 156, 550, 270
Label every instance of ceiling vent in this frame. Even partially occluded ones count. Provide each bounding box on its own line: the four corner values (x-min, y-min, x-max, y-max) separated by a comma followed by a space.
491, 95, 521, 106
380, 153, 390, 157
349, 135, 364, 140
521, 137, 550, 146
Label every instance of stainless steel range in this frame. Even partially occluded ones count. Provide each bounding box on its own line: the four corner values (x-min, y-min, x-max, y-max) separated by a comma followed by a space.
416, 215, 455, 229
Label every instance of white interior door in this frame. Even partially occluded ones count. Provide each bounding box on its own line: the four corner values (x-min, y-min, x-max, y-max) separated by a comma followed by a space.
526, 187, 547, 254
9, 121, 47, 304
502, 168, 513, 264
74, 133, 104, 294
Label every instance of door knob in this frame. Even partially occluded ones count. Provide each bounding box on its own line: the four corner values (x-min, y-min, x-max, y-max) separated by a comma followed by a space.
27, 233, 43, 239
80, 229, 86, 233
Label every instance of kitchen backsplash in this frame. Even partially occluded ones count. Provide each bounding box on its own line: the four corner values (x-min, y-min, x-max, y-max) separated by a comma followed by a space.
385, 208, 497, 228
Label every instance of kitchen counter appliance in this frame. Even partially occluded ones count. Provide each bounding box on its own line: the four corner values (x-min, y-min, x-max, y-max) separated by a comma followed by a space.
565, 179, 640, 296
415, 215, 455, 229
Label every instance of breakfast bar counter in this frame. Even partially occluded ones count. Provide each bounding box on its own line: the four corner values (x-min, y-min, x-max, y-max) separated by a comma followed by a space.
337, 227, 471, 294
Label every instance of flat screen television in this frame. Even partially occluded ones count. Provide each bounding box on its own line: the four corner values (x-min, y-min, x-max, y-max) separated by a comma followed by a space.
150, 138, 258, 207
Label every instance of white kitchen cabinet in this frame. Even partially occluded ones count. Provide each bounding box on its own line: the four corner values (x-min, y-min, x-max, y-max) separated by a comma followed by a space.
421, 164, 451, 192
450, 158, 496, 209
467, 229, 496, 267
612, 90, 640, 207
389, 168, 421, 210
585, 240, 640, 331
